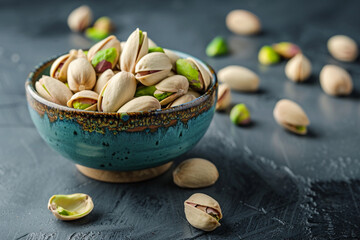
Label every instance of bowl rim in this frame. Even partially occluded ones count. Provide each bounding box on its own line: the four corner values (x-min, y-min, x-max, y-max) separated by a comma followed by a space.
25, 49, 218, 116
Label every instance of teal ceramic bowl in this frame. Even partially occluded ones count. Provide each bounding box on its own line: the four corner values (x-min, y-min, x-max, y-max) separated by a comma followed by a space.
25, 50, 217, 171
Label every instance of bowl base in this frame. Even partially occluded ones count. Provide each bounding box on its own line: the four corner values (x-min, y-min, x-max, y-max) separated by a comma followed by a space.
76, 162, 173, 183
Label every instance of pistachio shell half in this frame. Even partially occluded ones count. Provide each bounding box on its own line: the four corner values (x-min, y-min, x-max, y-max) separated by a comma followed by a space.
48, 193, 94, 221
154, 75, 189, 106
320, 65, 353, 96
218, 65, 259, 92
173, 158, 219, 188
184, 193, 222, 231
176, 58, 211, 92
67, 90, 98, 111
273, 99, 310, 135
327, 35, 358, 62
93, 69, 114, 94
226, 9, 261, 35
285, 53, 312, 82
67, 58, 96, 92
117, 96, 161, 113
216, 84, 231, 111
35, 76, 73, 106
168, 94, 196, 108
67, 5, 92, 32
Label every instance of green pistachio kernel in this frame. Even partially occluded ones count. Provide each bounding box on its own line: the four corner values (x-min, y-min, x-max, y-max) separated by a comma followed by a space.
176, 59, 201, 89
83, 51, 88, 56
154, 92, 173, 101
85, 27, 109, 41
73, 101, 92, 110
57, 206, 74, 216
65, 83, 69, 88
230, 103, 251, 125
258, 45, 280, 65
206, 36, 228, 57
139, 30, 144, 45
135, 85, 156, 97
295, 126, 306, 133
91, 47, 117, 67
148, 47, 164, 53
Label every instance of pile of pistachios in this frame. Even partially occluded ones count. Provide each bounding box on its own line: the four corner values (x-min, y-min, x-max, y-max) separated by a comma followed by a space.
36, 29, 212, 113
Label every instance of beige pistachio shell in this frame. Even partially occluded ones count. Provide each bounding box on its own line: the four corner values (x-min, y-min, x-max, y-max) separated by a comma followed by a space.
94, 69, 115, 94
173, 158, 219, 188
135, 52, 172, 86
87, 35, 121, 69
35, 76, 73, 106
187, 89, 201, 98
67, 90, 98, 111
188, 57, 211, 92
50, 50, 86, 82
216, 84, 231, 111
226, 9, 261, 35
67, 5, 92, 32
218, 65, 259, 92
67, 58, 96, 92
98, 72, 137, 112
167, 71, 176, 77
285, 53, 312, 82
120, 28, 149, 73
273, 99, 310, 135
155, 75, 189, 105
320, 65, 353, 96
168, 94, 196, 107
327, 35, 358, 62
120, 41, 126, 50
117, 96, 161, 113
148, 38, 157, 48
164, 49, 180, 71
184, 193, 222, 231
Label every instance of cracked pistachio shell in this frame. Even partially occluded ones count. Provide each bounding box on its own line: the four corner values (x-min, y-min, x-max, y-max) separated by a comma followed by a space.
168, 94, 196, 108
50, 49, 86, 82
48, 193, 94, 221
97, 72, 137, 112
173, 158, 219, 188
117, 96, 161, 113
285, 53, 312, 82
93, 69, 114, 94
155, 75, 189, 105
226, 9, 261, 35
216, 84, 231, 111
218, 65, 259, 92
184, 193, 222, 231
320, 65, 353, 96
176, 58, 211, 92
35, 76, 73, 106
135, 52, 172, 86
67, 58, 96, 92
164, 49, 180, 71
121, 28, 149, 73
67, 5, 92, 32
67, 90, 98, 111
327, 35, 358, 62
273, 99, 310, 135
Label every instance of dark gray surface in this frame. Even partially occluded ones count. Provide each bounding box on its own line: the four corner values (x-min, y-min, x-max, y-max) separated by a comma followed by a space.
0, 0, 359, 239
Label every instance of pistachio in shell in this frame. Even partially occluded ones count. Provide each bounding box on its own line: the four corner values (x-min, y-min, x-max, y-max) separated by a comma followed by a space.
184, 193, 222, 231
117, 96, 161, 113
48, 193, 94, 221
93, 69, 115, 94
285, 53, 312, 82
67, 58, 96, 92
168, 94, 196, 108
226, 9, 261, 35
216, 84, 231, 111
273, 99, 310, 135
218, 65, 259, 92
135, 52, 172, 86
67, 5, 92, 32
67, 90, 98, 111
154, 75, 189, 106
50, 49, 86, 82
164, 49, 180, 71
35, 76, 73, 106
327, 35, 358, 62
319, 65, 353, 96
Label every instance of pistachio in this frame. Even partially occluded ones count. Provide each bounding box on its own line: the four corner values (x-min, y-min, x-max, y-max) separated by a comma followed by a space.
226, 9, 261, 35
272, 42, 301, 59
285, 53, 312, 82
327, 35, 358, 62
94, 16, 113, 33
217, 65, 259, 92
230, 103, 251, 125
117, 96, 161, 113
173, 158, 219, 188
97, 72, 137, 112
216, 84, 231, 111
273, 99, 310, 135
148, 46, 164, 53
35, 76, 73, 106
93, 69, 115, 94
50, 49, 86, 82
187, 88, 201, 98
67, 5, 92, 32
176, 58, 211, 92
48, 193, 94, 221
135, 52, 172, 86
120, 28, 149, 73
67, 58, 96, 92
320, 65, 353, 96
206, 36, 228, 57
67, 90, 98, 111
168, 94, 196, 108
164, 49, 180, 71
258, 45, 280, 65
135, 85, 156, 97
184, 193, 222, 231
154, 75, 189, 106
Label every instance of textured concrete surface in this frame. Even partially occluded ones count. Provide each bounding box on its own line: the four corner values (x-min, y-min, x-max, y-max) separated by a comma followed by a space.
0, 0, 359, 239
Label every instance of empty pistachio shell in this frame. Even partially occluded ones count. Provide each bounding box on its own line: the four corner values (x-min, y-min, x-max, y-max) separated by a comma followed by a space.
272, 42, 301, 59
230, 103, 251, 125
67, 90, 98, 111
216, 84, 231, 111
218, 65, 259, 92
173, 158, 219, 188
258, 46, 280, 65
48, 193, 94, 221
273, 99, 310, 135
226, 9, 261, 35
327, 35, 358, 62
164, 49, 180, 71
135, 52, 172, 86
285, 53, 312, 82
206, 36, 228, 57
93, 69, 115, 94
154, 75, 189, 105
67, 5, 92, 32
176, 58, 211, 92
320, 65, 353, 96
67, 58, 96, 92
184, 193, 222, 231
168, 94, 196, 107
117, 96, 161, 113
35, 76, 73, 106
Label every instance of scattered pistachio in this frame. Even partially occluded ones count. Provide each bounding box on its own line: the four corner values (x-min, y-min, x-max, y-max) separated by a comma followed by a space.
206, 36, 228, 57
258, 46, 280, 65
230, 103, 251, 125
85, 28, 109, 41
218, 65, 259, 92
226, 9, 261, 35
67, 5, 92, 32
216, 84, 231, 111
327, 35, 358, 62
285, 53, 312, 82
272, 42, 301, 59
320, 65, 353, 96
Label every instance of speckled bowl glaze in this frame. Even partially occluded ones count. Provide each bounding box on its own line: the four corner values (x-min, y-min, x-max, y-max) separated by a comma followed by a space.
25, 50, 217, 171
